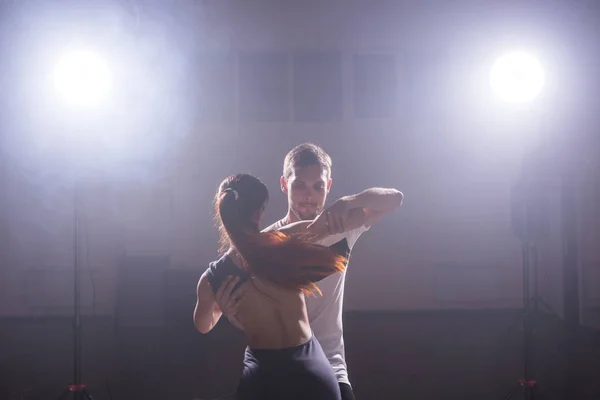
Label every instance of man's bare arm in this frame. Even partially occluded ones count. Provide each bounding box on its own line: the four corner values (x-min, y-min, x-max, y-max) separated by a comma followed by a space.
308, 188, 403, 233
278, 208, 367, 241
347, 187, 403, 218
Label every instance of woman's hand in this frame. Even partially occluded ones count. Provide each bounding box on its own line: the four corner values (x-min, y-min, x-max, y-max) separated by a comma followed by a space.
215, 276, 246, 318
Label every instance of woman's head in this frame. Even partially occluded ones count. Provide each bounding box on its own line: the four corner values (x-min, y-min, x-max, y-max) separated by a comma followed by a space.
214, 173, 347, 295
215, 173, 269, 252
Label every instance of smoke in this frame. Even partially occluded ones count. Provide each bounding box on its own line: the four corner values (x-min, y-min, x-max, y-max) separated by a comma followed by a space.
0, 0, 207, 196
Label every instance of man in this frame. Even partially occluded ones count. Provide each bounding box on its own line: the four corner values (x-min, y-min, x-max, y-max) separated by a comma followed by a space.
261, 143, 403, 399
213, 143, 402, 399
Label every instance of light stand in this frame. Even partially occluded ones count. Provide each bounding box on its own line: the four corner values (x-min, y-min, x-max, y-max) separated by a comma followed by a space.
503, 178, 562, 400
503, 211, 541, 400
489, 50, 557, 400
56, 185, 93, 400
50, 48, 111, 400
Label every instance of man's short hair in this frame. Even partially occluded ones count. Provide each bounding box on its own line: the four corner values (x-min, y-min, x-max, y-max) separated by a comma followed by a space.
283, 143, 332, 179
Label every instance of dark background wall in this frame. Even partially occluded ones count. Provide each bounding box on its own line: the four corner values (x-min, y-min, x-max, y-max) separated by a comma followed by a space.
1, 0, 600, 399
1, 0, 598, 319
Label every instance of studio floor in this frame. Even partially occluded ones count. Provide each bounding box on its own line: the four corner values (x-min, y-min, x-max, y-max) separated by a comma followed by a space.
1, 310, 599, 400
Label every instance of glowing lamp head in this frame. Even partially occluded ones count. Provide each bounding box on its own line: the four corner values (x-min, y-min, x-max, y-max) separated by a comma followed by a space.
490, 51, 545, 104
53, 49, 111, 107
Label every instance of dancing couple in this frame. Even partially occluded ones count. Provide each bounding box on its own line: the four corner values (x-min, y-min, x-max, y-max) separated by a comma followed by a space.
194, 143, 403, 399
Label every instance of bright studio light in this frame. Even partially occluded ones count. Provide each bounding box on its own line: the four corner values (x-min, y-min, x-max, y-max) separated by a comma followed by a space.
53, 49, 111, 107
490, 51, 545, 104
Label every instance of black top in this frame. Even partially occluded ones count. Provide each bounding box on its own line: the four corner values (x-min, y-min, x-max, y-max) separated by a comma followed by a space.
205, 255, 248, 295
205, 238, 350, 294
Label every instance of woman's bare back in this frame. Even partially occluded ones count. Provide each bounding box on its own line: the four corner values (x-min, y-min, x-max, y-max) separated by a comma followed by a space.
235, 276, 313, 349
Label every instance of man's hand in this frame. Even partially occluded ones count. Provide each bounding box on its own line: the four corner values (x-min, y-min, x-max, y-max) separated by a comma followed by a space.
307, 196, 356, 235
214, 275, 246, 318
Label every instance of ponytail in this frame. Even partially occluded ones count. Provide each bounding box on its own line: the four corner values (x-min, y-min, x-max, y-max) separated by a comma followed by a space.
217, 187, 346, 295
234, 230, 346, 295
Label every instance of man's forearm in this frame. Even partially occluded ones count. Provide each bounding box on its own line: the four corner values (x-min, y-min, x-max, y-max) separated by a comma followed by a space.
279, 207, 367, 240
348, 187, 403, 212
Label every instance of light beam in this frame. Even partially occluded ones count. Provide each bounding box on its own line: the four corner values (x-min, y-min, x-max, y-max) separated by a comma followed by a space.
53, 49, 111, 107
490, 51, 545, 104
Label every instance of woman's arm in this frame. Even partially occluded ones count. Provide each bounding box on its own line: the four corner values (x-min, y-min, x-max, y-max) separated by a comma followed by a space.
193, 272, 222, 334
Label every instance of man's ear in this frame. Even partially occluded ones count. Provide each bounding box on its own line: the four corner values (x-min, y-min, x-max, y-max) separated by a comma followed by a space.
280, 176, 288, 194
327, 178, 332, 193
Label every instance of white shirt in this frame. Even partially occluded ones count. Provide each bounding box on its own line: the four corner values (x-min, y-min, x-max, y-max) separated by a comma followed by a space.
263, 219, 370, 386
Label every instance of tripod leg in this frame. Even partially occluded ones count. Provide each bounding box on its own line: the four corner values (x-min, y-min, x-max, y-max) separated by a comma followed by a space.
534, 383, 560, 400
537, 297, 561, 321
55, 388, 72, 400
526, 385, 533, 400
81, 388, 94, 400
502, 383, 522, 400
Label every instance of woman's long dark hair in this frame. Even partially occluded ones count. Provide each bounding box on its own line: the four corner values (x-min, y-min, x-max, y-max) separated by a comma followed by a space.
214, 173, 346, 294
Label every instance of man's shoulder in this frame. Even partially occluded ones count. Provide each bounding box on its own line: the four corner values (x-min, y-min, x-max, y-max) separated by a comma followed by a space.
317, 225, 370, 249
262, 219, 285, 233
345, 224, 370, 248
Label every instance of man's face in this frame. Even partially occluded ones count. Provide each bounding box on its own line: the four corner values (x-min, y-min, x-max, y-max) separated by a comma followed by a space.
281, 164, 332, 220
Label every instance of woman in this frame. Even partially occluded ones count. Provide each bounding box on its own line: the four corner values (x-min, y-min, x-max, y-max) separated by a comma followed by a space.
193, 173, 366, 400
